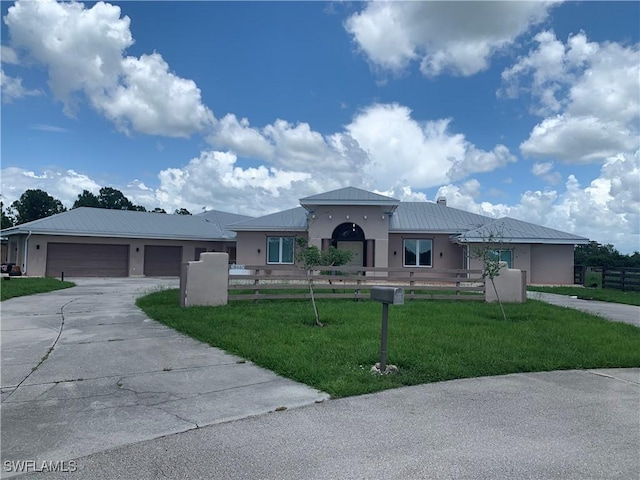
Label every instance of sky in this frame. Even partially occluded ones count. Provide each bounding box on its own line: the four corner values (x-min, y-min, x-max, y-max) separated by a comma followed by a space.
1, 0, 638, 253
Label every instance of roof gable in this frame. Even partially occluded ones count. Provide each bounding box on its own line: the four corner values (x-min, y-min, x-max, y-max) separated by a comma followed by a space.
300, 187, 399, 207
456, 217, 589, 244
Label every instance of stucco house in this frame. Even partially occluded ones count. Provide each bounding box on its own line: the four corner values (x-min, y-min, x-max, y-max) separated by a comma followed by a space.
1, 186, 588, 284
1, 208, 250, 277
230, 187, 588, 285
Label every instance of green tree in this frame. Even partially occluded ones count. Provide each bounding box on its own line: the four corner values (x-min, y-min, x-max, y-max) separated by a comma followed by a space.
1, 201, 14, 229
11, 189, 66, 225
72, 190, 100, 208
93, 187, 147, 211
574, 241, 630, 267
174, 208, 192, 215
151, 207, 167, 213
295, 237, 353, 327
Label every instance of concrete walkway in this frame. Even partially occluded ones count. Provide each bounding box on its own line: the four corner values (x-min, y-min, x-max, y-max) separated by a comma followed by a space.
0, 278, 328, 478
527, 291, 640, 326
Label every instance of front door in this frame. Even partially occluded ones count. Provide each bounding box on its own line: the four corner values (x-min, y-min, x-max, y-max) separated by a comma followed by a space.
337, 241, 364, 267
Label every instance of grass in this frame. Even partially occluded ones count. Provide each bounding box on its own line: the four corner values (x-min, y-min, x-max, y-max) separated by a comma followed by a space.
1, 277, 75, 301
137, 289, 640, 398
528, 286, 640, 306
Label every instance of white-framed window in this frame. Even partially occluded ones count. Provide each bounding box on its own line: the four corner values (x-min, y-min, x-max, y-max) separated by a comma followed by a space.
403, 239, 432, 267
488, 249, 513, 268
267, 237, 295, 264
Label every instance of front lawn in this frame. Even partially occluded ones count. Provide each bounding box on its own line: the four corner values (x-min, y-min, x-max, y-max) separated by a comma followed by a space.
1, 277, 75, 301
137, 289, 640, 398
528, 286, 640, 306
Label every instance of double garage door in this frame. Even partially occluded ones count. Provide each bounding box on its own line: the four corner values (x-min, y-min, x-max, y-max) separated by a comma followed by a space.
46, 243, 129, 277
46, 243, 183, 277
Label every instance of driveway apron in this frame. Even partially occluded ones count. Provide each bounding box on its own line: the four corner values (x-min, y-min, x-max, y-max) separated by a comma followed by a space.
0, 278, 328, 476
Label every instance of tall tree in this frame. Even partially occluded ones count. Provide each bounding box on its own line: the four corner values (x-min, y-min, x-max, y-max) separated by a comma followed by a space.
10, 189, 66, 225
1, 201, 14, 229
174, 208, 192, 215
151, 207, 167, 213
95, 187, 146, 211
73, 190, 100, 208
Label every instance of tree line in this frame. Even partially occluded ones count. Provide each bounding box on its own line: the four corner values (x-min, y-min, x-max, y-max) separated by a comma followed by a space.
1, 187, 192, 229
575, 241, 640, 268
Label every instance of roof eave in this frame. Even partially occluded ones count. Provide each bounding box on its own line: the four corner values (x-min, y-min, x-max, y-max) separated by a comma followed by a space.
0, 230, 232, 242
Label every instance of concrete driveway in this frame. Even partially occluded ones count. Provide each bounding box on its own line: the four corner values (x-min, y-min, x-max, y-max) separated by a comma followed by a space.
0, 278, 328, 477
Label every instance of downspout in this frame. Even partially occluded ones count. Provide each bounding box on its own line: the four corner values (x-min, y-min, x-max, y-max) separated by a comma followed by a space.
23, 231, 32, 276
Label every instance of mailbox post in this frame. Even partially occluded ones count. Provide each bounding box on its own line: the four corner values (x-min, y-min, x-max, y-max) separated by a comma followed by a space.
370, 286, 404, 373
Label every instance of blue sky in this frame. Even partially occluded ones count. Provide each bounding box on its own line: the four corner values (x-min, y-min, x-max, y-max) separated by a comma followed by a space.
1, 0, 638, 252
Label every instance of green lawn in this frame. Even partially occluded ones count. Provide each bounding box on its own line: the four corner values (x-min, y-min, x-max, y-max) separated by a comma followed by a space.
137, 289, 640, 398
528, 286, 640, 306
1, 277, 75, 301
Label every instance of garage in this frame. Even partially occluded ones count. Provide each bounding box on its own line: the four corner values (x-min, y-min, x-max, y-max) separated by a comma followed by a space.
143, 245, 183, 276
46, 243, 129, 277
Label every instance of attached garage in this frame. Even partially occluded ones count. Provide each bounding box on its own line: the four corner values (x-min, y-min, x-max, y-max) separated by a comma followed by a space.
46, 243, 129, 277
143, 245, 182, 276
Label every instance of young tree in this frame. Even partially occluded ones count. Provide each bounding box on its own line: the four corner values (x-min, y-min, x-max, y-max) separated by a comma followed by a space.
295, 237, 352, 326
11, 189, 66, 224
467, 230, 508, 322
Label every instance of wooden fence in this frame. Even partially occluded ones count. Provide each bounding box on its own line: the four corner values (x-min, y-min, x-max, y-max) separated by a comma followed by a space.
601, 267, 640, 292
228, 265, 485, 302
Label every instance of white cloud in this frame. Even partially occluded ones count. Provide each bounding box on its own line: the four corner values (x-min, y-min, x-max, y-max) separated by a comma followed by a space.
209, 114, 275, 160
531, 161, 562, 185
0, 68, 41, 102
501, 30, 639, 163
4, 0, 213, 137
436, 151, 640, 253
345, 103, 515, 188
1, 46, 19, 64
345, 1, 556, 77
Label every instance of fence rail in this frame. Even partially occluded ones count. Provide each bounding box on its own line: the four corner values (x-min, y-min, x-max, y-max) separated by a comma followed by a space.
228, 265, 486, 302
601, 267, 640, 292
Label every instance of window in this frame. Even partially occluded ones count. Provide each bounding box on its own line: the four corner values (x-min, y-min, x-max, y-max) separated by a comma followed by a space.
267, 237, 295, 264
403, 239, 432, 267
488, 249, 513, 268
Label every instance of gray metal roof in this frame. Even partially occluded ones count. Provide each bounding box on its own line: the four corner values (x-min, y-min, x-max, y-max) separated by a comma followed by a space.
391, 202, 492, 233
300, 187, 399, 207
456, 217, 589, 244
197, 210, 254, 237
228, 207, 308, 232
1, 207, 234, 241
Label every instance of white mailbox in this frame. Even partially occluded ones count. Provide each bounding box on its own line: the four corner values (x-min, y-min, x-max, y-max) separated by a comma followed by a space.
370, 286, 404, 305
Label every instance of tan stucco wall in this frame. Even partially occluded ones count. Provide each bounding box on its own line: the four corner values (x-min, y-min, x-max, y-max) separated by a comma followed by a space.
530, 244, 575, 285
467, 243, 532, 282
18, 234, 228, 277
307, 205, 391, 268
388, 233, 466, 269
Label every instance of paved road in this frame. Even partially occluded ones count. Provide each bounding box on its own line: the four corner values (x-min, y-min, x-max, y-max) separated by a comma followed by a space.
0, 278, 327, 478
19, 368, 640, 480
527, 291, 640, 326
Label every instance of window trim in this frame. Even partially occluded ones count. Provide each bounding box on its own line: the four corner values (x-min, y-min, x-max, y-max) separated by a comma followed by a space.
403, 238, 433, 268
266, 236, 295, 265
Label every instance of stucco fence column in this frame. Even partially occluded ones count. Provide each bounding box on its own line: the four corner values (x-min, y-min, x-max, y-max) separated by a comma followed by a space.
485, 262, 526, 303
180, 252, 229, 307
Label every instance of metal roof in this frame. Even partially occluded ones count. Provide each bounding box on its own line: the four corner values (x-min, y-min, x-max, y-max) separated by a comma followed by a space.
455, 217, 589, 244
197, 210, 254, 237
391, 202, 492, 233
300, 186, 399, 207
228, 207, 308, 232
1, 207, 235, 241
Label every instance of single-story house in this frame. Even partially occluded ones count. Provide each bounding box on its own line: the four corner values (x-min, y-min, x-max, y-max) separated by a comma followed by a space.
1, 187, 588, 284
1, 208, 251, 277
230, 187, 588, 285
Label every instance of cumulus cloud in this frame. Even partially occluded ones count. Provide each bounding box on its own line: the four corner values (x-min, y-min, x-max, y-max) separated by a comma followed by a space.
345, 1, 556, 77
345, 103, 516, 187
531, 161, 562, 185
0, 68, 41, 102
436, 150, 640, 253
500, 30, 639, 163
4, 0, 213, 137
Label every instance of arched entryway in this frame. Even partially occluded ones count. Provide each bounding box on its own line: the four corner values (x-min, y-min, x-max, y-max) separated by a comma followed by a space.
331, 222, 365, 267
